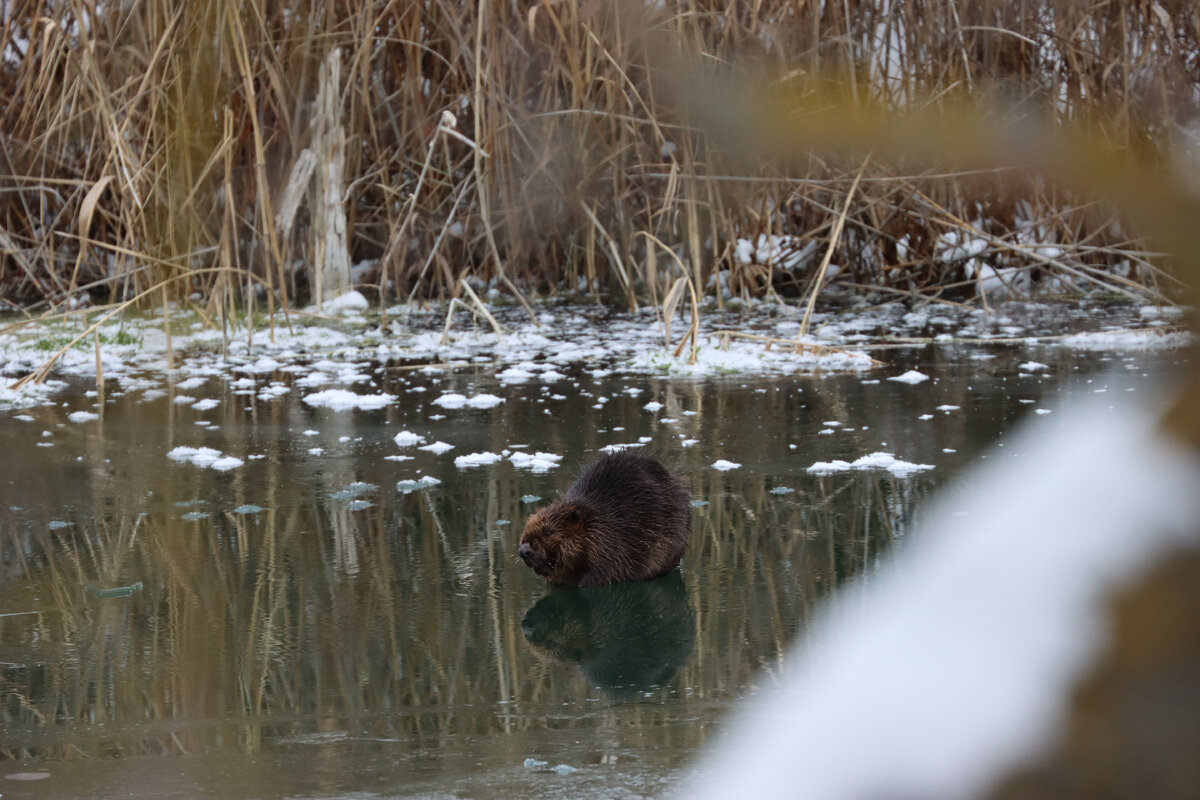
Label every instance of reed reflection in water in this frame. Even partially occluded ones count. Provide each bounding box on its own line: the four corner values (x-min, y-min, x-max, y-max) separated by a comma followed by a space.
2, 465, 920, 762
3, 348, 1116, 795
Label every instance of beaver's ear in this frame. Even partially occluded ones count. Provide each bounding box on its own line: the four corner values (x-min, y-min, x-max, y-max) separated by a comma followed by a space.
565, 505, 589, 525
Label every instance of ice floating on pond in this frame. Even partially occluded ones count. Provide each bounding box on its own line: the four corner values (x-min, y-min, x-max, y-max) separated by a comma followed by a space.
167, 446, 244, 472
888, 370, 930, 384
1061, 329, 1192, 351
808, 452, 934, 477
454, 451, 503, 468
192, 398, 220, 411
498, 366, 535, 383
67, 411, 98, 423
627, 335, 873, 376
302, 389, 395, 410
465, 393, 504, 408
393, 430, 425, 447
433, 392, 503, 409
432, 392, 467, 409
1018, 361, 1049, 372
601, 442, 645, 453
643, 401, 665, 412
396, 476, 441, 493
509, 451, 563, 472
418, 441, 455, 454
712, 459, 741, 471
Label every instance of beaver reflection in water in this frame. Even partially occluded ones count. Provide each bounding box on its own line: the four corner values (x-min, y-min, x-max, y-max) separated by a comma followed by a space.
518, 451, 690, 587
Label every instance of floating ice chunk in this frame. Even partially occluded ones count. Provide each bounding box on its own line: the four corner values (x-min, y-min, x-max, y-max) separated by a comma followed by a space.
510, 451, 563, 472
551, 764, 578, 776
936, 405, 961, 412
499, 367, 535, 384
1138, 305, 1184, 321
454, 451, 503, 468
1061, 329, 1192, 351
167, 446, 244, 471
384, 455, 413, 462
330, 482, 377, 500
168, 446, 221, 466
192, 398, 220, 411
1018, 361, 1049, 372
67, 411, 99, 422
419, 440, 455, 454
540, 370, 567, 382
712, 459, 741, 471
808, 452, 934, 477
889, 370, 930, 384
307, 447, 323, 455
523, 758, 549, 769
303, 389, 395, 410
396, 475, 442, 493
682, 439, 698, 448
466, 393, 505, 409
601, 442, 645, 453
644, 401, 665, 412
432, 392, 468, 409
1035, 409, 1052, 415
240, 356, 282, 375
173, 395, 197, 405
393, 430, 426, 447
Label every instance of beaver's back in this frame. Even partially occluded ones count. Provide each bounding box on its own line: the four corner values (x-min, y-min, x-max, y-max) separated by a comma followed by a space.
567, 451, 690, 584
566, 450, 690, 539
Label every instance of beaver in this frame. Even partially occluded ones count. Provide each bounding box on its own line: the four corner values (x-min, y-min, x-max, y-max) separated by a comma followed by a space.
518, 450, 690, 587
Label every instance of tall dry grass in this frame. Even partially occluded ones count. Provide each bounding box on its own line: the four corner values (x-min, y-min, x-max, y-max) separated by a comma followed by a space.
0, 0, 1196, 311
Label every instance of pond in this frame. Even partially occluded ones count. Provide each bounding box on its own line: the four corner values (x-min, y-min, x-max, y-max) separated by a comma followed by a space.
0, 300, 1187, 798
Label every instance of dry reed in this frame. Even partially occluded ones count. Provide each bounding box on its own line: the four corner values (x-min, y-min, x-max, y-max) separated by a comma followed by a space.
1, 1, 1195, 313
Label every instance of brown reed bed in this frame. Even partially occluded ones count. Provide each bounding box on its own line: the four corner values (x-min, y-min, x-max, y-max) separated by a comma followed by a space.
0, 1, 1195, 315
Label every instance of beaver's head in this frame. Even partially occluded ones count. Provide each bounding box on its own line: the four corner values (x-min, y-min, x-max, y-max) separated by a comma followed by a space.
518, 501, 590, 586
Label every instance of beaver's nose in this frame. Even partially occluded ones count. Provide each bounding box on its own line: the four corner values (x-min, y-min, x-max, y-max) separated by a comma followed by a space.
518, 542, 533, 563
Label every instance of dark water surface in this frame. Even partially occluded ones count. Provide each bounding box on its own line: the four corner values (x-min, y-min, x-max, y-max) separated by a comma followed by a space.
0, 339, 1180, 799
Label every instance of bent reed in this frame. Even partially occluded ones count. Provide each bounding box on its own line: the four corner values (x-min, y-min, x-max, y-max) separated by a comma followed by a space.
0, 0, 1196, 314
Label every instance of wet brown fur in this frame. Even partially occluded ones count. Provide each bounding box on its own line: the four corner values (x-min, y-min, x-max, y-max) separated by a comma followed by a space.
518, 451, 691, 587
